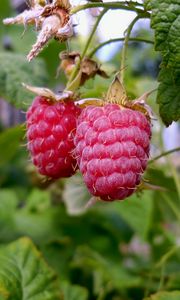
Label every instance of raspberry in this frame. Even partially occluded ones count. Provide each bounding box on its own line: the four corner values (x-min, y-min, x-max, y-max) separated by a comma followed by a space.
74, 103, 151, 201
26, 96, 81, 178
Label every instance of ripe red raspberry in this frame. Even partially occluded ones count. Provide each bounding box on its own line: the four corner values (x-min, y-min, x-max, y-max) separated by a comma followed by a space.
26, 96, 81, 179
74, 103, 151, 201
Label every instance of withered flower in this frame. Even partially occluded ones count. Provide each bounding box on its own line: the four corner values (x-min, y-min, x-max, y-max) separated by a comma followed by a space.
3, 0, 73, 61
59, 51, 108, 86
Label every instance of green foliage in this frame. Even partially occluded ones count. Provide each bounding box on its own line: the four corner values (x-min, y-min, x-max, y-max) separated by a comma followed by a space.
0, 237, 60, 300
62, 173, 91, 215
157, 68, 180, 126
145, 0, 180, 68
110, 192, 153, 240
0, 126, 24, 167
144, 291, 180, 300
39, 40, 66, 87
60, 281, 88, 300
72, 245, 142, 291
0, 177, 179, 299
0, 52, 48, 110
146, 0, 180, 125
0, 190, 18, 242
0, 0, 11, 21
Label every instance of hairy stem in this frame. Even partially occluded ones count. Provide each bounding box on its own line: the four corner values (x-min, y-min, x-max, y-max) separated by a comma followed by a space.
88, 37, 154, 57
81, 8, 108, 59
70, 2, 148, 15
120, 15, 140, 83
148, 147, 180, 164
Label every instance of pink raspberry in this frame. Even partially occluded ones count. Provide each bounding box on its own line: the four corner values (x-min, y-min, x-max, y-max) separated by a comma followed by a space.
74, 103, 151, 201
26, 96, 81, 178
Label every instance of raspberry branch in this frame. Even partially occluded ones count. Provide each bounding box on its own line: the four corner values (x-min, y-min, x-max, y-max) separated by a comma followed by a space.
88, 37, 154, 58
70, 1, 147, 15
148, 147, 180, 164
120, 15, 140, 83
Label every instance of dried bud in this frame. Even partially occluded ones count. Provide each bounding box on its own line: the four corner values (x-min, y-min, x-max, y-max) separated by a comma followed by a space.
3, 0, 73, 61
59, 51, 80, 77
80, 57, 108, 85
59, 51, 108, 86
55, 18, 74, 41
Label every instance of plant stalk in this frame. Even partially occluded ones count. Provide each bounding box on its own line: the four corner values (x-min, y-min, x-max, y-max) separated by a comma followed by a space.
148, 147, 180, 164
120, 15, 139, 83
70, 2, 148, 15
81, 8, 108, 59
66, 8, 108, 90
88, 37, 154, 57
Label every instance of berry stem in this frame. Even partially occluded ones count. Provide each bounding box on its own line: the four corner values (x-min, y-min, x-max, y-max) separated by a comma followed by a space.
148, 147, 180, 164
81, 8, 108, 60
88, 37, 154, 58
70, 2, 147, 15
120, 15, 140, 83
66, 8, 107, 90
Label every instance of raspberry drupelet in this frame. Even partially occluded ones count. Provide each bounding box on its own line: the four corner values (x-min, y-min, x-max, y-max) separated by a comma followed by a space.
74, 103, 151, 201
26, 96, 81, 179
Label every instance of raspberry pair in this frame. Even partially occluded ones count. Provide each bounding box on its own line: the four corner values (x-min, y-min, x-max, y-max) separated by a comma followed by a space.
26, 96, 151, 201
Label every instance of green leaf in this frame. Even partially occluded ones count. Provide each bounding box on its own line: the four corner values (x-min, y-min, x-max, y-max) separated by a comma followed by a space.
72, 245, 141, 291
0, 125, 24, 167
147, 0, 180, 125
147, 0, 180, 68
109, 191, 153, 239
26, 189, 51, 213
0, 189, 18, 210
60, 281, 88, 300
0, 189, 19, 242
156, 67, 180, 126
14, 208, 62, 244
144, 291, 180, 300
0, 52, 48, 110
63, 173, 91, 215
0, 237, 60, 300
